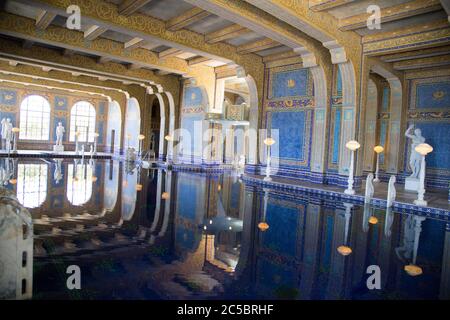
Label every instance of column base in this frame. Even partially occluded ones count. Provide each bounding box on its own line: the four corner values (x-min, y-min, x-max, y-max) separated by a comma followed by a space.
344, 188, 355, 195
413, 199, 427, 207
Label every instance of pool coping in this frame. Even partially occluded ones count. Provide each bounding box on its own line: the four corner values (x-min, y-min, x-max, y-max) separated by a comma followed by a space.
241, 174, 450, 219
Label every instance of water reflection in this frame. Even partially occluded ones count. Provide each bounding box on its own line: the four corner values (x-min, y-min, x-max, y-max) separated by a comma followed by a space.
0, 158, 448, 300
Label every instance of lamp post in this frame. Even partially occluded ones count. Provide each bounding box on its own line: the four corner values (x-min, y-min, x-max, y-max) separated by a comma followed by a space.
165, 135, 172, 164
263, 137, 276, 182
258, 188, 270, 232
373, 145, 384, 182
11, 127, 19, 153
413, 143, 433, 207
344, 140, 361, 195
138, 134, 145, 157
93, 132, 99, 155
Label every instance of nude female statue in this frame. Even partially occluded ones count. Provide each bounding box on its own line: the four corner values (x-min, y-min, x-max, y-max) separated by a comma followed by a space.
405, 124, 425, 179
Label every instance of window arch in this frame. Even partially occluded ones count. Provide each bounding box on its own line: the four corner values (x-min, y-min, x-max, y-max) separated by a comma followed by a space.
67, 162, 93, 206
70, 101, 96, 142
17, 164, 47, 208
19, 95, 51, 140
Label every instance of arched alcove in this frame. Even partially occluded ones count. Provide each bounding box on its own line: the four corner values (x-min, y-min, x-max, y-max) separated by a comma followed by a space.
362, 78, 378, 172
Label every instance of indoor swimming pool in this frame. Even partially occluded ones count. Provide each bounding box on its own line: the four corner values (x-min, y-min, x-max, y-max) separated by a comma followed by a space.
0, 158, 449, 300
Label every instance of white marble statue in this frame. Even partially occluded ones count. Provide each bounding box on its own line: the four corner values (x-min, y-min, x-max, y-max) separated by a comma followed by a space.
1, 118, 12, 152
405, 124, 425, 179
55, 122, 65, 146
364, 173, 374, 204
387, 175, 396, 208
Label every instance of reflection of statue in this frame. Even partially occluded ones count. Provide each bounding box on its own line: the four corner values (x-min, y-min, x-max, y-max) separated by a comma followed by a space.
384, 207, 394, 237
55, 122, 65, 146
364, 173, 374, 204
405, 124, 425, 178
54, 159, 63, 184
387, 175, 396, 207
395, 215, 425, 264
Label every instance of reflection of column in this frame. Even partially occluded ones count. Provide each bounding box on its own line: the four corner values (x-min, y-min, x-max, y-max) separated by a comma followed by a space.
352, 205, 369, 288
158, 170, 172, 237
378, 208, 395, 287
234, 188, 254, 277
0, 191, 33, 299
298, 203, 321, 299
440, 225, 450, 300
326, 203, 352, 299
150, 169, 163, 233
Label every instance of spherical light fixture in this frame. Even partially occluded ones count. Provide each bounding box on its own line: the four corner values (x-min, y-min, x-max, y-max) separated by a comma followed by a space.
337, 245, 352, 256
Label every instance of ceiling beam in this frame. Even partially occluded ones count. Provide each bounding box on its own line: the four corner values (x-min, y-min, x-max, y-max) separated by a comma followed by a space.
118, 0, 153, 16
155, 70, 171, 76
166, 7, 211, 31
127, 63, 143, 70
35, 10, 56, 30
339, 0, 443, 31
309, 0, 356, 12
0, 12, 189, 74
188, 56, 212, 66
380, 45, 450, 62
237, 38, 280, 54
393, 55, 450, 70
363, 23, 450, 56
14, 0, 265, 70
158, 48, 183, 59
63, 48, 76, 57
97, 56, 113, 64
0, 37, 175, 94
205, 24, 250, 44
84, 25, 108, 41
124, 37, 145, 50
22, 40, 34, 49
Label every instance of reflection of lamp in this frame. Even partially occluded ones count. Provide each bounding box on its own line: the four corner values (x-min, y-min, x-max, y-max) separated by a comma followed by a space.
369, 216, 378, 224
414, 143, 433, 207
373, 145, 384, 182
138, 134, 145, 157
337, 245, 352, 256
258, 188, 270, 232
217, 184, 221, 191
91, 176, 98, 182
162, 192, 170, 199
93, 132, 99, 155
9, 178, 17, 185
404, 264, 423, 276
263, 137, 275, 182
337, 203, 353, 256
136, 184, 143, 191
344, 140, 360, 195
11, 127, 19, 153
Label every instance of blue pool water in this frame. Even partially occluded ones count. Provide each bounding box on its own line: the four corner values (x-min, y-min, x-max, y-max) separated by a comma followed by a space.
0, 158, 449, 300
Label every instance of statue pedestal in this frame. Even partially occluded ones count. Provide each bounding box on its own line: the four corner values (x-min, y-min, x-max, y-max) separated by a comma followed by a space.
53, 145, 64, 153
405, 177, 420, 191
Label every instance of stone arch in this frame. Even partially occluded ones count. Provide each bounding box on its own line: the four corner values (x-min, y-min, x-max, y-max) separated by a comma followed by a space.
123, 97, 141, 150
337, 61, 357, 177
154, 93, 167, 160
370, 65, 403, 174
106, 100, 122, 154
164, 91, 175, 161
309, 65, 328, 175
244, 74, 258, 165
